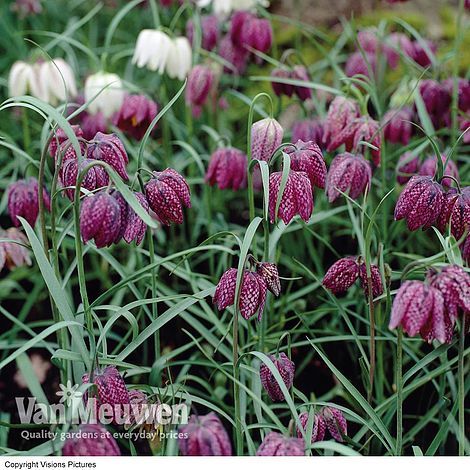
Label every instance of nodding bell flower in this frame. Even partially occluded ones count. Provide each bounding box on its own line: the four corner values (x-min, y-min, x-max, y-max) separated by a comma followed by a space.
359, 263, 384, 298
269, 170, 313, 225
79, 191, 122, 248
166, 37, 193, 80
230, 11, 272, 54
259, 352, 295, 402
48, 125, 85, 161
186, 64, 217, 117
205, 147, 247, 191
113, 94, 158, 141
8, 59, 77, 105
213, 268, 267, 321
383, 107, 413, 145
144, 168, 191, 226
270, 68, 294, 97
345, 51, 377, 79
218, 34, 249, 74
418, 155, 459, 188
125, 390, 149, 428
84, 72, 124, 118
394, 175, 444, 231
322, 407, 348, 442
443, 78, 470, 112
326, 152, 371, 203
389, 280, 446, 343
286, 140, 327, 189
59, 158, 109, 200
297, 411, 326, 443
466, 0, 470, 10
385, 33, 415, 69
323, 96, 359, 148
327, 116, 381, 166
62, 424, 120, 456
418, 80, 451, 128
291, 65, 312, 101
80, 111, 107, 141
251, 117, 283, 162
133, 29, 172, 74
256, 262, 281, 296
0, 228, 31, 272
291, 119, 324, 147
256, 432, 304, 456
396, 152, 419, 185
7, 178, 51, 228
437, 187, 470, 240
186, 15, 219, 51
412, 39, 437, 68
11, 0, 42, 18
462, 236, 470, 266
87, 132, 129, 181
178, 412, 232, 456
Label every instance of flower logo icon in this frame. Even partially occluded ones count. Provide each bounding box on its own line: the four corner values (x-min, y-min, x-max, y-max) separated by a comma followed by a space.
56, 381, 82, 406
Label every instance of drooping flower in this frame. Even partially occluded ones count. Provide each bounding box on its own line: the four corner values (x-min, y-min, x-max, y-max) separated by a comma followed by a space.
462, 236, 470, 266
80, 111, 108, 141
166, 37, 193, 80
205, 147, 247, 190
79, 191, 122, 248
389, 280, 446, 343
411, 39, 437, 68
418, 155, 459, 188
251, 117, 283, 163
384, 33, 415, 69
0, 227, 31, 271
268, 170, 313, 225
213, 268, 267, 320
323, 96, 360, 148
437, 187, 470, 240
270, 68, 294, 97
186, 64, 217, 117
230, 11, 272, 54
113, 94, 158, 141
132, 29, 173, 74
218, 34, 249, 74
256, 262, 281, 296
443, 78, 470, 112
418, 80, 451, 129
394, 175, 444, 231
322, 407, 348, 442
291, 119, 324, 146
323, 257, 359, 294
326, 152, 371, 203
291, 65, 312, 101
62, 424, 120, 456
345, 51, 377, 78
125, 390, 149, 427
359, 263, 384, 298
11, 0, 42, 18
396, 152, 419, 185
145, 168, 191, 225
179, 412, 232, 456
49, 125, 85, 161
286, 140, 327, 189
259, 352, 295, 402
297, 411, 326, 443
256, 432, 304, 456
84, 72, 124, 118
382, 107, 413, 145
7, 178, 51, 228
186, 15, 219, 51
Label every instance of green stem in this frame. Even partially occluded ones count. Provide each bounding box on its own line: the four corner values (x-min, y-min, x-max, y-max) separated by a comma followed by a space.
458, 315, 466, 456
233, 309, 242, 455
396, 327, 403, 456
22, 109, 31, 155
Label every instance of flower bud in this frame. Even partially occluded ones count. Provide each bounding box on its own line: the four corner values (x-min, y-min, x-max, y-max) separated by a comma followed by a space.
259, 352, 295, 401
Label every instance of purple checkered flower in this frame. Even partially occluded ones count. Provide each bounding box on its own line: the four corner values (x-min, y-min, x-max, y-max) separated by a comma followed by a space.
179, 412, 232, 456
49, 125, 85, 161
345, 51, 377, 78
62, 424, 120, 456
0, 227, 31, 271
418, 155, 460, 188
297, 411, 326, 443
419, 80, 451, 128
230, 11, 272, 54
145, 168, 191, 225
359, 263, 384, 299
412, 40, 437, 68
286, 140, 327, 189
7, 178, 51, 228
218, 34, 248, 75
323, 257, 359, 294
443, 78, 470, 112
323, 96, 359, 148
270, 68, 294, 97
186, 15, 219, 51
385, 33, 415, 69
326, 152, 371, 203
396, 152, 419, 185
251, 117, 283, 163
256, 262, 281, 297
291, 119, 324, 146
256, 432, 304, 456
259, 352, 295, 402
322, 407, 348, 442
437, 187, 470, 240
383, 107, 413, 145
291, 65, 312, 101
205, 147, 247, 191
186, 64, 216, 117
394, 175, 444, 231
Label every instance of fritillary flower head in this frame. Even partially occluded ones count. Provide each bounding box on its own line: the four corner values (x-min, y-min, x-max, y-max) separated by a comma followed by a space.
256, 432, 304, 456
323, 96, 360, 148
443, 78, 470, 112
345, 51, 377, 78
48, 125, 85, 161
437, 187, 470, 240
286, 140, 327, 189
0, 227, 31, 271
418, 79, 451, 128
270, 68, 294, 97
186, 15, 219, 51
383, 107, 413, 145
259, 352, 295, 402
418, 154, 459, 188
218, 34, 249, 74
322, 406, 348, 442
291, 65, 312, 101
323, 257, 359, 294
185, 64, 217, 117
412, 40, 437, 68
256, 261, 281, 296
297, 411, 326, 443
396, 152, 419, 185
205, 147, 247, 191
62, 424, 120, 456
251, 117, 283, 163
291, 119, 324, 146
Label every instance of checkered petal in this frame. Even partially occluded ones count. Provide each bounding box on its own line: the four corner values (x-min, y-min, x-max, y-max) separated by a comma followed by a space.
323, 257, 359, 294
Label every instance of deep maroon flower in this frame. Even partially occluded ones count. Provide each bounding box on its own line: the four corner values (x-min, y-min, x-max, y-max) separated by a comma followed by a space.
269, 170, 313, 225
62, 424, 120, 456
186, 64, 216, 117
0, 227, 31, 271
59, 157, 109, 200
80, 191, 122, 248
87, 132, 129, 180
389, 280, 446, 343
145, 168, 191, 226
256, 262, 281, 296
291, 119, 324, 145
231, 12, 272, 54
49, 125, 85, 161
205, 147, 247, 191
259, 352, 295, 401
383, 107, 413, 145
251, 117, 283, 163
345, 51, 377, 78
270, 68, 294, 97
230, 11, 253, 46
412, 40, 437, 68
218, 34, 249, 75
419, 155, 460, 188
328, 116, 381, 166
437, 187, 470, 240
322, 407, 348, 442
394, 175, 444, 231
323, 257, 359, 294
419, 80, 451, 128
291, 65, 312, 101
385, 33, 415, 69
7, 178, 51, 228
257, 432, 304, 456
113, 94, 158, 141
326, 152, 371, 203
443, 78, 470, 112
323, 96, 359, 148
179, 412, 232, 456
286, 140, 327, 189
462, 236, 470, 266
213, 268, 267, 321
359, 263, 384, 298
357, 29, 380, 53
186, 15, 219, 51
466, 0, 470, 11
81, 112, 107, 141
396, 152, 419, 185
297, 412, 326, 443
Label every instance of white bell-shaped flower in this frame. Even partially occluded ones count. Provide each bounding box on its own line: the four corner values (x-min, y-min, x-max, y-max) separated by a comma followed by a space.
132, 29, 173, 74
39, 58, 77, 106
84, 71, 124, 118
165, 37, 192, 81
